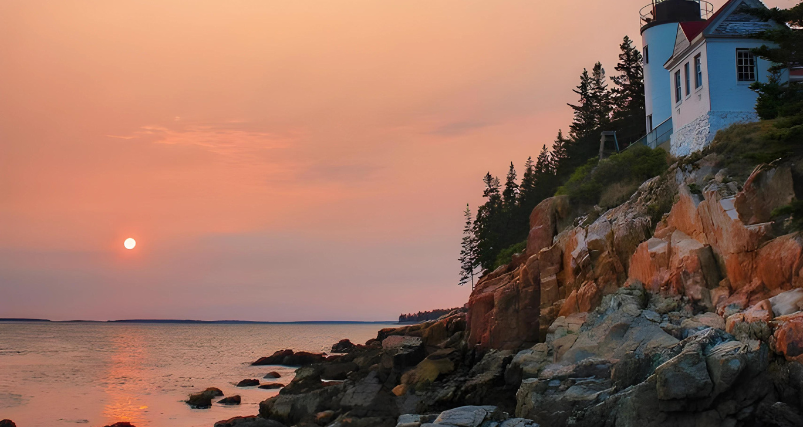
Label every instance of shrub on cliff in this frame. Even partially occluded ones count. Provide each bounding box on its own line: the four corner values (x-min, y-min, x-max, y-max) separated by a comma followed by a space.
556, 145, 668, 207
493, 240, 527, 270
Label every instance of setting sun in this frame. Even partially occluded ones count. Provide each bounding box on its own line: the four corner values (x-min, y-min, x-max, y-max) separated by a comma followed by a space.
124, 238, 136, 250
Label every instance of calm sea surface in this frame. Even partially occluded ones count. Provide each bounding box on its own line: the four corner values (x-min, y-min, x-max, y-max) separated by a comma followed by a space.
0, 322, 391, 427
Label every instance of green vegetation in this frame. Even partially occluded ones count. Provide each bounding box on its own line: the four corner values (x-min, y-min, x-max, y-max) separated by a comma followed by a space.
460, 35, 648, 278
749, 3, 803, 120
772, 201, 803, 233
492, 240, 527, 271
556, 146, 668, 208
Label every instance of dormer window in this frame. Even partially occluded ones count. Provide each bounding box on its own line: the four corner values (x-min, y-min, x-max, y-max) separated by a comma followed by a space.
736, 49, 756, 82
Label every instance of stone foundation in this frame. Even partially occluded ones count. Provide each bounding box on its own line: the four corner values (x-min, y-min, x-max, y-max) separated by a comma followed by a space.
670, 111, 759, 156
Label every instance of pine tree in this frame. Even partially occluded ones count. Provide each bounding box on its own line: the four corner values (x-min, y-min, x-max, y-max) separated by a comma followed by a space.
589, 62, 613, 131
749, 3, 803, 119
502, 162, 519, 210
473, 173, 504, 270
611, 36, 646, 145
458, 204, 478, 287
567, 63, 612, 164
551, 129, 570, 180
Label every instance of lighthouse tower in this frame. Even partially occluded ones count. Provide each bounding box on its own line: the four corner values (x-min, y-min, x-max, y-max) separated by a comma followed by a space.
641, 0, 705, 133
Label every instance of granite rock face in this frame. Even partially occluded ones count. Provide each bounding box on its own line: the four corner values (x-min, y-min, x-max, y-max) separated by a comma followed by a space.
254, 157, 803, 427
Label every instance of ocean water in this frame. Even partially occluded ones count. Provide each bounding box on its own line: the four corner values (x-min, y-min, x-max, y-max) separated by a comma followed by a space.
0, 321, 391, 427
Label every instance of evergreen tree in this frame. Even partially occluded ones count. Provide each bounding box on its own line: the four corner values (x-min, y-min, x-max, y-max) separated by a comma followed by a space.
473, 173, 504, 270
458, 204, 478, 288
567, 63, 613, 164
611, 36, 646, 145
502, 162, 519, 210
551, 129, 570, 180
749, 3, 803, 119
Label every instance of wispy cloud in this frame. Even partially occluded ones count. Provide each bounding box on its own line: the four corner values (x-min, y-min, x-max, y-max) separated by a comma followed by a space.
426, 120, 492, 137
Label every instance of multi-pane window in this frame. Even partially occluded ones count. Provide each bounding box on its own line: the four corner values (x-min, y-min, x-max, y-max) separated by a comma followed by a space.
644, 45, 649, 64
694, 54, 703, 88
684, 62, 691, 96
675, 70, 682, 104
736, 49, 756, 82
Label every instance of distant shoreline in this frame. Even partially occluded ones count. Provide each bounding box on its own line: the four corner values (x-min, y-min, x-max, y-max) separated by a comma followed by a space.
0, 318, 399, 324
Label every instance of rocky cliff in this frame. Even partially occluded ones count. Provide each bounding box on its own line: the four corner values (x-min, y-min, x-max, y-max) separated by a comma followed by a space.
244, 149, 803, 427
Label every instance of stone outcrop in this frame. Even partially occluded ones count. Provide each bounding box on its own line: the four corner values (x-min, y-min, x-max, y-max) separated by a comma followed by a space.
251, 156, 803, 427
252, 350, 330, 366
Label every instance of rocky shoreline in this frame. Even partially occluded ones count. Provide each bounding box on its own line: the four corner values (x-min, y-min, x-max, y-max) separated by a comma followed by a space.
36, 153, 803, 427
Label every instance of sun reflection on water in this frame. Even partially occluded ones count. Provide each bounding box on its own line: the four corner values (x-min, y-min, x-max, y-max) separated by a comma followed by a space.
102, 327, 150, 426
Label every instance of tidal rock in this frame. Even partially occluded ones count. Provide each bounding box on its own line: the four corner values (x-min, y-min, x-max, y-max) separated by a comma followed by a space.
204, 387, 224, 397
104, 423, 136, 427
186, 387, 224, 408
0, 422, 15, 427
258, 383, 285, 390
264, 371, 282, 379
237, 379, 260, 387
332, 339, 356, 353
218, 395, 242, 405
252, 349, 328, 366
187, 392, 213, 409
214, 416, 286, 427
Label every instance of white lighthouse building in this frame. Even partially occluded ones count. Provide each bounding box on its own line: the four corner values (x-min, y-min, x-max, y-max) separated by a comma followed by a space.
637, 0, 791, 155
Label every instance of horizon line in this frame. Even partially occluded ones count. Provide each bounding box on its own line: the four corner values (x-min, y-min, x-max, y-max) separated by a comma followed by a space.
0, 317, 400, 324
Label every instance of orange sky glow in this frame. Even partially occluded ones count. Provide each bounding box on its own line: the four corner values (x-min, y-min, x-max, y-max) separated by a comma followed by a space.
0, 0, 793, 321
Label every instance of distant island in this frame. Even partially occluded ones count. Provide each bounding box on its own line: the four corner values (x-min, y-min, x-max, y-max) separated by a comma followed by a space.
398, 306, 465, 323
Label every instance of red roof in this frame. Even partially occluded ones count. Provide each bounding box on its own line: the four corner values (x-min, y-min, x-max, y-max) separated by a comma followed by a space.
679, 21, 707, 41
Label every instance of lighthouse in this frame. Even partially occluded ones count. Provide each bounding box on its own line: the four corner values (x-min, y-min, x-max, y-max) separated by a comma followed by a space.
640, 0, 709, 134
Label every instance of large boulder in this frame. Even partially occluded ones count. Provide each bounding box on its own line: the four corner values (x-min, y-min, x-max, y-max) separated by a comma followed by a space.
432, 405, 503, 426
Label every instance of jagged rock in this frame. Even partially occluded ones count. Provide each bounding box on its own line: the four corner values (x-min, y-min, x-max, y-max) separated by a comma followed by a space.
504, 343, 551, 387
771, 288, 803, 316
340, 371, 383, 409
734, 164, 795, 225
756, 234, 803, 291
218, 395, 242, 405
213, 417, 286, 427
400, 349, 455, 391
252, 349, 329, 366
467, 257, 540, 350
526, 196, 569, 257
321, 362, 359, 380
260, 382, 345, 425
774, 313, 803, 363
432, 405, 502, 426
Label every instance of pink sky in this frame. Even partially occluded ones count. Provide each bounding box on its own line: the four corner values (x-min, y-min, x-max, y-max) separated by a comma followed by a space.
0, 0, 792, 321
